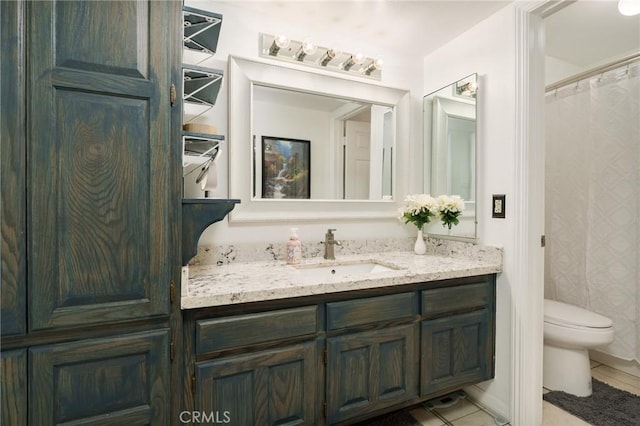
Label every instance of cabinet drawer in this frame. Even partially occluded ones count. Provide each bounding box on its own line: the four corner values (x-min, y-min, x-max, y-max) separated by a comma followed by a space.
196, 306, 317, 354
326, 292, 418, 330
422, 282, 489, 316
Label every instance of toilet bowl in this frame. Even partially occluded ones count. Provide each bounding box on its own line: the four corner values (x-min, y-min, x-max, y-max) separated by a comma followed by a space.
543, 299, 614, 397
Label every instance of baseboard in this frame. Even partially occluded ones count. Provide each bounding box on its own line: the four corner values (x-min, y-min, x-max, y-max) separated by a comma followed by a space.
464, 383, 510, 424
590, 350, 640, 378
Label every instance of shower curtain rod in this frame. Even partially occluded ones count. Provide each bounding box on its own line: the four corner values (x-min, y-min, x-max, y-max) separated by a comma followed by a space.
545, 52, 640, 93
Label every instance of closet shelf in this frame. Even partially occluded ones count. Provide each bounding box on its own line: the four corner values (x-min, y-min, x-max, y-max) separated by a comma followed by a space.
183, 65, 223, 106
182, 6, 222, 55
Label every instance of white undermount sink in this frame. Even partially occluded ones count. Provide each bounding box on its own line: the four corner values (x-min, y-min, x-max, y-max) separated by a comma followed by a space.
294, 260, 401, 280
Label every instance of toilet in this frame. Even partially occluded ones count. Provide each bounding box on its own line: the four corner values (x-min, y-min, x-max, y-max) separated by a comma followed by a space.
543, 299, 614, 397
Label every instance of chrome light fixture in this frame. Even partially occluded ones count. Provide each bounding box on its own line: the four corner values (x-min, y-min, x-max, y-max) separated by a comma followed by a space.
259, 34, 382, 80
319, 48, 338, 66
342, 52, 365, 71
363, 58, 384, 75
268, 34, 290, 56
456, 80, 478, 98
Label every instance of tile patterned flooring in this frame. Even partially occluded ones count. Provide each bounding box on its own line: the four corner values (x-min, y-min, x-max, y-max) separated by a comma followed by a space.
400, 360, 640, 426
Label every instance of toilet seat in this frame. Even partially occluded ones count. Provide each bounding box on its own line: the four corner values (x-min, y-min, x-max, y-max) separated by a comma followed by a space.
544, 299, 613, 329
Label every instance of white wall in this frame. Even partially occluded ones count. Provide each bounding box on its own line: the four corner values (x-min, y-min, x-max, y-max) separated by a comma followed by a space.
253, 100, 333, 199
423, 5, 517, 419
545, 55, 583, 85
184, 0, 424, 245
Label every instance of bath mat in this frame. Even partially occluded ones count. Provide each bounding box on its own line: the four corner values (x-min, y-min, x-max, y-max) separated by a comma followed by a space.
543, 379, 640, 426
353, 409, 422, 426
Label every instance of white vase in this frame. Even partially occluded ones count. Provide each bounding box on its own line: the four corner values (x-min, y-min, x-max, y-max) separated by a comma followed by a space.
414, 229, 426, 255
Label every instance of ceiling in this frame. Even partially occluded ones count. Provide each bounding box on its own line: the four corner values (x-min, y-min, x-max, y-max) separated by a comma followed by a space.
545, 0, 640, 67
217, 1, 512, 58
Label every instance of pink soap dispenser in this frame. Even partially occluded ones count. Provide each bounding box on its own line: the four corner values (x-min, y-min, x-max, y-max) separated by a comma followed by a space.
286, 228, 302, 264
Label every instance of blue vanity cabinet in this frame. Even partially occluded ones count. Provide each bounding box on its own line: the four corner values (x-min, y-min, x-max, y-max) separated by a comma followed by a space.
420, 278, 496, 396
325, 293, 420, 424
184, 276, 496, 425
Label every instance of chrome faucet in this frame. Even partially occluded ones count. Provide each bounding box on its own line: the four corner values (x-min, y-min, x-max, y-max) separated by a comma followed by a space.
323, 228, 342, 260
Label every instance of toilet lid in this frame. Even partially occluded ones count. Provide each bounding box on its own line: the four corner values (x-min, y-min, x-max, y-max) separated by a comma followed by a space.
544, 299, 613, 328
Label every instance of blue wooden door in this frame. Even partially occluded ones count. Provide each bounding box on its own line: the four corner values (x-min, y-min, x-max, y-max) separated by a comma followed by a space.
421, 309, 493, 396
326, 324, 419, 424
1, 0, 27, 337
1, 350, 27, 425
26, 0, 176, 330
195, 342, 318, 426
29, 330, 169, 424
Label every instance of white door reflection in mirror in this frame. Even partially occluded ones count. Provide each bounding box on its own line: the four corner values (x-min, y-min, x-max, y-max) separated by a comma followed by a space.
431, 96, 476, 201
423, 74, 477, 240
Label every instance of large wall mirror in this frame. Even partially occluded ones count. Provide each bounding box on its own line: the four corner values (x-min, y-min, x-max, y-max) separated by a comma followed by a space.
228, 56, 410, 223
423, 74, 477, 240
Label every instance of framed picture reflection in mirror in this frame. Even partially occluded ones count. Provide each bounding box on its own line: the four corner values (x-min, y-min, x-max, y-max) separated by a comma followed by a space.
261, 136, 310, 199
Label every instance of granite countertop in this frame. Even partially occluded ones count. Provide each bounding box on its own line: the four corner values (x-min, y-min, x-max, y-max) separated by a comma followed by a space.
181, 248, 503, 309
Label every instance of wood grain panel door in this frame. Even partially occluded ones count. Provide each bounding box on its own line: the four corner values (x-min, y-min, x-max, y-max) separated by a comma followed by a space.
1, 0, 27, 336
26, 0, 177, 330
326, 324, 419, 424
29, 329, 169, 425
1, 350, 27, 426
420, 309, 493, 396
195, 342, 317, 426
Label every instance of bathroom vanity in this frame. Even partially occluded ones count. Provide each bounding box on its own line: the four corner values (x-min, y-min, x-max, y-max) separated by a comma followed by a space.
181, 251, 501, 425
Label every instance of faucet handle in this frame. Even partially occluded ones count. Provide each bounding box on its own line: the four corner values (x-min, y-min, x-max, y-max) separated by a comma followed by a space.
326, 228, 336, 237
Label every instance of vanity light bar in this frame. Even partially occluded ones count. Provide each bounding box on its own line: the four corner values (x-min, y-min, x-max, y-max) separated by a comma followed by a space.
259, 33, 382, 80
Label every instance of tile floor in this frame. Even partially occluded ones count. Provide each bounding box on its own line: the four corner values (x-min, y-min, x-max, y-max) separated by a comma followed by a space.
401, 360, 640, 426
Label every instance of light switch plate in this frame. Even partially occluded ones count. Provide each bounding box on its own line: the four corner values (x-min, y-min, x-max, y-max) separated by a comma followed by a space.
492, 194, 506, 218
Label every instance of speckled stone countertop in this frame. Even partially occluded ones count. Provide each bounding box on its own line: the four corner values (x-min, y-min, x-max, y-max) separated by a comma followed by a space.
182, 247, 502, 309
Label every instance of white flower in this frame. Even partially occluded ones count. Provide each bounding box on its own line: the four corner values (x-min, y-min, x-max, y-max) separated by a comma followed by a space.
403, 194, 437, 215
399, 194, 438, 230
436, 194, 465, 213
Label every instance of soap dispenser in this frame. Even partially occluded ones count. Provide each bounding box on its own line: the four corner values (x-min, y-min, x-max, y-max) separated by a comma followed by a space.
286, 228, 302, 264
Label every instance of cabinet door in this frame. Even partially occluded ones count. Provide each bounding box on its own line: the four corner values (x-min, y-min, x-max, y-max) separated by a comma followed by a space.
195, 342, 317, 426
26, 0, 177, 330
1, 0, 27, 336
326, 324, 419, 424
421, 309, 494, 396
1, 350, 27, 426
29, 329, 169, 425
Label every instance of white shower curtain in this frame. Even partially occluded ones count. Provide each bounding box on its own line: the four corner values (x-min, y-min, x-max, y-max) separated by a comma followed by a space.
545, 59, 640, 363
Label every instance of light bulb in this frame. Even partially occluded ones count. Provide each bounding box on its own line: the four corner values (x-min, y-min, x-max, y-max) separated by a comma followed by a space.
618, 0, 640, 15
268, 34, 290, 56
294, 39, 317, 61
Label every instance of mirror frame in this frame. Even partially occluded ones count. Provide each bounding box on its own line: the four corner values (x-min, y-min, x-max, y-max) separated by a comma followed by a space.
228, 55, 410, 223
423, 74, 478, 241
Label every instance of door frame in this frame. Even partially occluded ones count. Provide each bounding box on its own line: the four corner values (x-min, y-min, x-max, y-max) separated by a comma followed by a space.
512, 1, 570, 424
